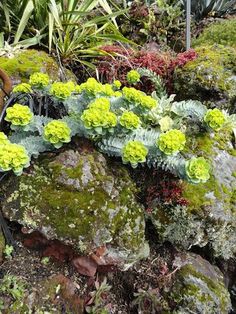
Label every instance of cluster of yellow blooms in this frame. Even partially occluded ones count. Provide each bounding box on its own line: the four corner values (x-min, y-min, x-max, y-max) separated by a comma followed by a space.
7, 72, 226, 183
43, 120, 71, 148
157, 129, 186, 155
122, 87, 157, 110
0, 132, 29, 175
5, 104, 33, 126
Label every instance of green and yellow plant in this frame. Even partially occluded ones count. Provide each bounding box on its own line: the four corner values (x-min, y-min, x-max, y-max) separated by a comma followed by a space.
43, 120, 71, 148
5, 103, 33, 126
2, 72, 235, 184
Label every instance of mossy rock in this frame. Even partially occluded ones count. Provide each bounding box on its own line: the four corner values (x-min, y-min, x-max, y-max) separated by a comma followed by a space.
174, 44, 236, 111
149, 129, 236, 259
193, 18, 236, 49
0, 49, 76, 85
169, 253, 231, 313
0, 149, 149, 267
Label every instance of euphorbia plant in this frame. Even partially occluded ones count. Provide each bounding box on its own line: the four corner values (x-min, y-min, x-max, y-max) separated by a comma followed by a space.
1, 71, 235, 185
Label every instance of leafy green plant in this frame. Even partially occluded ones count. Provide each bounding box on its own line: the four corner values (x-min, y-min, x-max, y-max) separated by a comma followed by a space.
193, 18, 236, 48
132, 288, 170, 313
1, 71, 235, 185
0, 0, 130, 66
0, 274, 26, 301
121, 0, 184, 46
86, 278, 111, 314
3, 244, 14, 258
180, 0, 236, 20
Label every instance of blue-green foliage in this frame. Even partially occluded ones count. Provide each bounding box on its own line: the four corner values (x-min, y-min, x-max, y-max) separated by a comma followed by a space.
1, 73, 234, 183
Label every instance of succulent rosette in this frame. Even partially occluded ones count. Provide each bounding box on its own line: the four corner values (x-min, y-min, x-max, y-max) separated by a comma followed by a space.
0, 143, 30, 175
185, 157, 211, 183
81, 108, 117, 134
13, 83, 32, 93
122, 140, 148, 168
157, 129, 186, 155
127, 70, 141, 84
29, 72, 50, 88
43, 120, 71, 148
49, 82, 72, 100
5, 104, 33, 126
122, 87, 157, 110
0, 132, 10, 146
204, 108, 226, 131
113, 80, 121, 89
119, 111, 141, 130
88, 98, 110, 111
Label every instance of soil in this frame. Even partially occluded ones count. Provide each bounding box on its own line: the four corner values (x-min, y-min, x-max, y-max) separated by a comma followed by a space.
0, 220, 181, 314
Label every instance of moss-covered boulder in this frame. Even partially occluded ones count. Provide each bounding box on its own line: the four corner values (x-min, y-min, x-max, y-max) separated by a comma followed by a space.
174, 45, 236, 111
1, 149, 149, 267
169, 253, 231, 313
193, 19, 236, 49
0, 49, 76, 85
149, 129, 236, 259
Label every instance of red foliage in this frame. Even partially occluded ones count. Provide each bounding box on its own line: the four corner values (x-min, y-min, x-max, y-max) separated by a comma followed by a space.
174, 49, 198, 67
145, 170, 188, 213
97, 45, 198, 93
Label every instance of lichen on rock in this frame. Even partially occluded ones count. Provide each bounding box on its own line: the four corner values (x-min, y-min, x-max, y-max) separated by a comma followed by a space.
0, 49, 76, 86
174, 44, 236, 111
149, 129, 236, 259
169, 253, 231, 313
1, 149, 149, 267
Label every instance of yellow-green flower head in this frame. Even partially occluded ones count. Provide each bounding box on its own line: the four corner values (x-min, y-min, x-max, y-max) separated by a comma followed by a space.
43, 120, 71, 148
127, 70, 141, 84
159, 116, 174, 132
120, 111, 141, 130
13, 83, 32, 93
29, 72, 50, 88
88, 98, 110, 111
5, 104, 33, 126
0, 143, 30, 175
0, 132, 9, 146
141, 95, 157, 110
65, 81, 76, 92
123, 87, 143, 103
49, 82, 72, 100
114, 91, 122, 97
185, 157, 211, 183
81, 108, 117, 129
204, 108, 226, 131
79, 78, 103, 95
75, 84, 81, 93
101, 84, 116, 97
122, 87, 157, 110
113, 80, 121, 89
157, 129, 186, 155
122, 140, 148, 168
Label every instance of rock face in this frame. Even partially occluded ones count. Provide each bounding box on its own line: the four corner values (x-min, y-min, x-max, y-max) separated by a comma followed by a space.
169, 253, 231, 313
174, 45, 236, 111
149, 130, 236, 259
1, 149, 149, 267
0, 49, 76, 85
